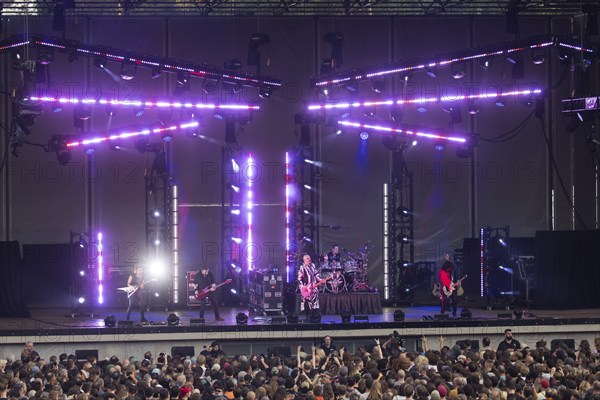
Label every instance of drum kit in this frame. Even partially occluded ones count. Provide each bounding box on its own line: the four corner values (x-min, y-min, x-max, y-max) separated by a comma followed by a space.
318, 244, 371, 293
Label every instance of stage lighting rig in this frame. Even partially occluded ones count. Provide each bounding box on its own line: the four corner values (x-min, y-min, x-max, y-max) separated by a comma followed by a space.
0, 34, 281, 90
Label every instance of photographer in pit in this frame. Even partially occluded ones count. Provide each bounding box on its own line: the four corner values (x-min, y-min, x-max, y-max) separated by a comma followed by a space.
381, 330, 407, 357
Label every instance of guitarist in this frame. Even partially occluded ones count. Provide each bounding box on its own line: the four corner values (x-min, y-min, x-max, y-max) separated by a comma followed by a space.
126, 265, 148, 323
193, 266, 224, 322
438, 253, 459, 318
297, 254, 321, 317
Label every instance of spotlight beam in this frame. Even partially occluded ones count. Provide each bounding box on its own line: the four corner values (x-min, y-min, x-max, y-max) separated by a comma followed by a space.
311, 35, 593, 87
338, 120, 467, 143
307, 88, 543, 111
0, 34, 281, 89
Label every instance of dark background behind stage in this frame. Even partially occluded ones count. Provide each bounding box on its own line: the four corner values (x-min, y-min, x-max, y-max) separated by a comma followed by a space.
0, 15, 598, 309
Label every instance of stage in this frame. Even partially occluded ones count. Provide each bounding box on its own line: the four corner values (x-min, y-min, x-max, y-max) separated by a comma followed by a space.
0, 305, 598, 361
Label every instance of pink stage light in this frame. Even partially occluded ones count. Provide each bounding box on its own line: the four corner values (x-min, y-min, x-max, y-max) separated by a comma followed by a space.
246, 153, 255, 271
97, 232, 104, 305
27, 95, 260, 111
285, 152, 291, 283
307, 88, 543, 111
338, 120, 467, 143
66, 121, 199, 148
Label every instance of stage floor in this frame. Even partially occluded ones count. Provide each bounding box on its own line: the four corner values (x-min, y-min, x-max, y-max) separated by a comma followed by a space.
2, 305, 598, 334
0, 306, 598, 360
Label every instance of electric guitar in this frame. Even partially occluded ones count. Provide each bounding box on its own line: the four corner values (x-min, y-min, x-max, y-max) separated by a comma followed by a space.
195, 279, 232, 300
118, 278, 158, 298
300, 276, 332, 299
442, 275, 468, 297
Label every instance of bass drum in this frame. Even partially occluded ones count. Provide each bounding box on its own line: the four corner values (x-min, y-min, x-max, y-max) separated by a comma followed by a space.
325, 272, 346, 294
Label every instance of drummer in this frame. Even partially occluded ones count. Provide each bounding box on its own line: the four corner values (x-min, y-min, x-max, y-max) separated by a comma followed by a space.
324, 244, 343, 271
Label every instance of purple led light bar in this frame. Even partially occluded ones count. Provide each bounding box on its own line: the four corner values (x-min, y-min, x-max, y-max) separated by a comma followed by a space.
338, 120, 467, 143
308, 88, 542, 111
312, 35, 594, 88
97, 232, 104, 305
246, 153, 254, 271
0, 34, 281, 88
66, 121, 199, 147
28, 95, 260, 111
285, 152, 291, 283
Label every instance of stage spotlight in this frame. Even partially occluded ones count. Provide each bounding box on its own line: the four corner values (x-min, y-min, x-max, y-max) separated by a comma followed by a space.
79, 270, 86, 277
104, 315, 116, 327
202, 78, 218, 95
78, 297, 86, 304
566, 113, 582, 132
531, 50, 545, 65
308, 309, 321, 323
167, 313, 180, 326
417, 105, 427, 113
56, 146, 71, 165
495, 99, 506, 107
105, 105, 118, 117
85, 146, 96, 156
480, 58, 492, 70
467, 101, 480, 115
393, 309, 405, 322
236, 312, 248, 325
371, 79, 385, 94
287, 313, 299, 324
151, 67, 162, 79
411, 140, 418, 146
396, 234, 410, 243
120, 60, 137, 81
345, 81, 358, 93
78, 233, 87, 248
426, 67, 437, 78
75, 105, 92, 120
162, 131, 173, 142
451, 63, 466, 79
341, 309, 351, 323
513, 308, 523, 320
396, 206, 410, 216
359, 131, 369, 140
389, 106, 404, 123
434, 141, 445, 151
259, 86, 272, 99
93, 56, 107, 69
176, 71, 190, 86
51, 103, 63, 114
460, 308, 472, 320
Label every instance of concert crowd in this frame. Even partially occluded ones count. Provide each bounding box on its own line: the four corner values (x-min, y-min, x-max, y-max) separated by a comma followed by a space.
1, 334, 599, 400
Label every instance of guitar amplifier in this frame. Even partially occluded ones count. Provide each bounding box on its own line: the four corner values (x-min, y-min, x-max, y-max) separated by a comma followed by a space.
249, 270, 283, 314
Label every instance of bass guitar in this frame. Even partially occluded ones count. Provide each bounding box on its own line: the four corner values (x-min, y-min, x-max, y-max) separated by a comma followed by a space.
195, 279, 232, 300
118, 278, 158, 299
300, 276, 332, 299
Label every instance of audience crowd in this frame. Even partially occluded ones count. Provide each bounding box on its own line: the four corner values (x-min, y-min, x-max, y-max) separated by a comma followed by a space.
1, 334, 600, 400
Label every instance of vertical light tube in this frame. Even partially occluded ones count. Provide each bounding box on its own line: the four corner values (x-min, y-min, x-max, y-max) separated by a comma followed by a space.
172, 184, 179, 303
97, 232, 104, 305
383, 183, 389, 300
246, 154, 254, 271
480, 227, 485, 297
285, 152, 291, 283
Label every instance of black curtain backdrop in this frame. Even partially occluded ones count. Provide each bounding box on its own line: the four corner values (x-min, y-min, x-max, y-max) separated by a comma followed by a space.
533, 230, 600, 309
0, 241, 30, 317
